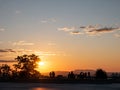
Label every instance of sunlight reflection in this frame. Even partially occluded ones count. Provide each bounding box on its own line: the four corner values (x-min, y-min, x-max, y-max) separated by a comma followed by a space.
32, 88, 55, 90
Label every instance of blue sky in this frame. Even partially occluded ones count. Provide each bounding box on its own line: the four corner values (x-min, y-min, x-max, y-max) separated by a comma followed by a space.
0, 0, 120, 72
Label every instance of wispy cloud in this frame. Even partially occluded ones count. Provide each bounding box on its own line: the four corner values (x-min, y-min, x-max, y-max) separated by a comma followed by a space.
0, 49, 16, 53
57, 27, 75, 31
41, 20, 48, 23
0, 28, 5, 32
0, 60, 16, 62
19, 49, 66, 57
34, 51, 56, 56
58, 25, 120, 37
0, 49, 17, 60
57, 26, 84, 36
70, 31, 83, 35
80, 25, 120, 35
41, 18, 57, 23
4, 48, 57, 57
13, 41, 34, 46
0, 48, 67, 61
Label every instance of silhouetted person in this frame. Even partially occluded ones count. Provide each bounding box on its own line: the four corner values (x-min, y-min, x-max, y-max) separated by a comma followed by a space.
49, 71, 55, 78
84, 72, 87, 79
79, 72, 84, 79
111, 72, 120, 79
52, 71, 55, 78
49, 72, 52, 78
68, 71, 75, 79
87, 72, 91, 79
70, 71, 75, 79
68, 72, 71, 79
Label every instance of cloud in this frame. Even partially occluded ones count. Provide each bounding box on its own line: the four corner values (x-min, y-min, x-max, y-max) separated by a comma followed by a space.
0, 60, 16, 62
88, 27, 119, 33
41, 18, 57, 23
57, 26, 84, 36
80, 25, 120, 35
57, 27, 75, 31
70, 31, 83, 35
41, 20, 48, 23
0, 49, 17, 59
0, 48, 67, 60
7, 48, 57, 56
35, 51, 56, 56
0, 49, 16, 53
0, 28, 5, 32
58, 25, 120, 37
13, 41, 34, 46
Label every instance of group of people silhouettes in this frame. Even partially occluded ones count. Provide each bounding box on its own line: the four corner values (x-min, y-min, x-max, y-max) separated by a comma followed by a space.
49, 71, 55, 78
49, 71, 91, 79
68, 71, 91, 79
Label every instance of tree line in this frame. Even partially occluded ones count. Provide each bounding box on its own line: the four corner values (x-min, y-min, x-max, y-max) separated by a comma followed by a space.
0, 54, 120, 81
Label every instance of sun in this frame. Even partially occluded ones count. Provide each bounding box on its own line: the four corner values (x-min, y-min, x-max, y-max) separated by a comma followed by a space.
38, 61, 44, 66
36, 60, 50, 73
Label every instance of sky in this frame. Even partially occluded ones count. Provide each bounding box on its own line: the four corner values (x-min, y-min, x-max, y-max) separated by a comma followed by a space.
0, 0, 120, 72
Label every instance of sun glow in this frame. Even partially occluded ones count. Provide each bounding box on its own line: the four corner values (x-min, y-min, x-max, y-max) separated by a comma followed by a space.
38, 61, 44, 66
36, 61, 48, 73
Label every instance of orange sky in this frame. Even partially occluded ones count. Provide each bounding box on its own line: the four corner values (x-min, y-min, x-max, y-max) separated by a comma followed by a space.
0, 0, 120, 72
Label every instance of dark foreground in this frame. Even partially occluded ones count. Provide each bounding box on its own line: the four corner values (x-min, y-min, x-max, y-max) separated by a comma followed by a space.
0, 78, 120, 84
0, 82, 120, 90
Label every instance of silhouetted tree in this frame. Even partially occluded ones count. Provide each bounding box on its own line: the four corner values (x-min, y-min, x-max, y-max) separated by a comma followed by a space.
0, 64, 11, 79
13, 64, 20, 72
95, 69, 107, 80
32, 70, 41, 79
14, 54, 41, 79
